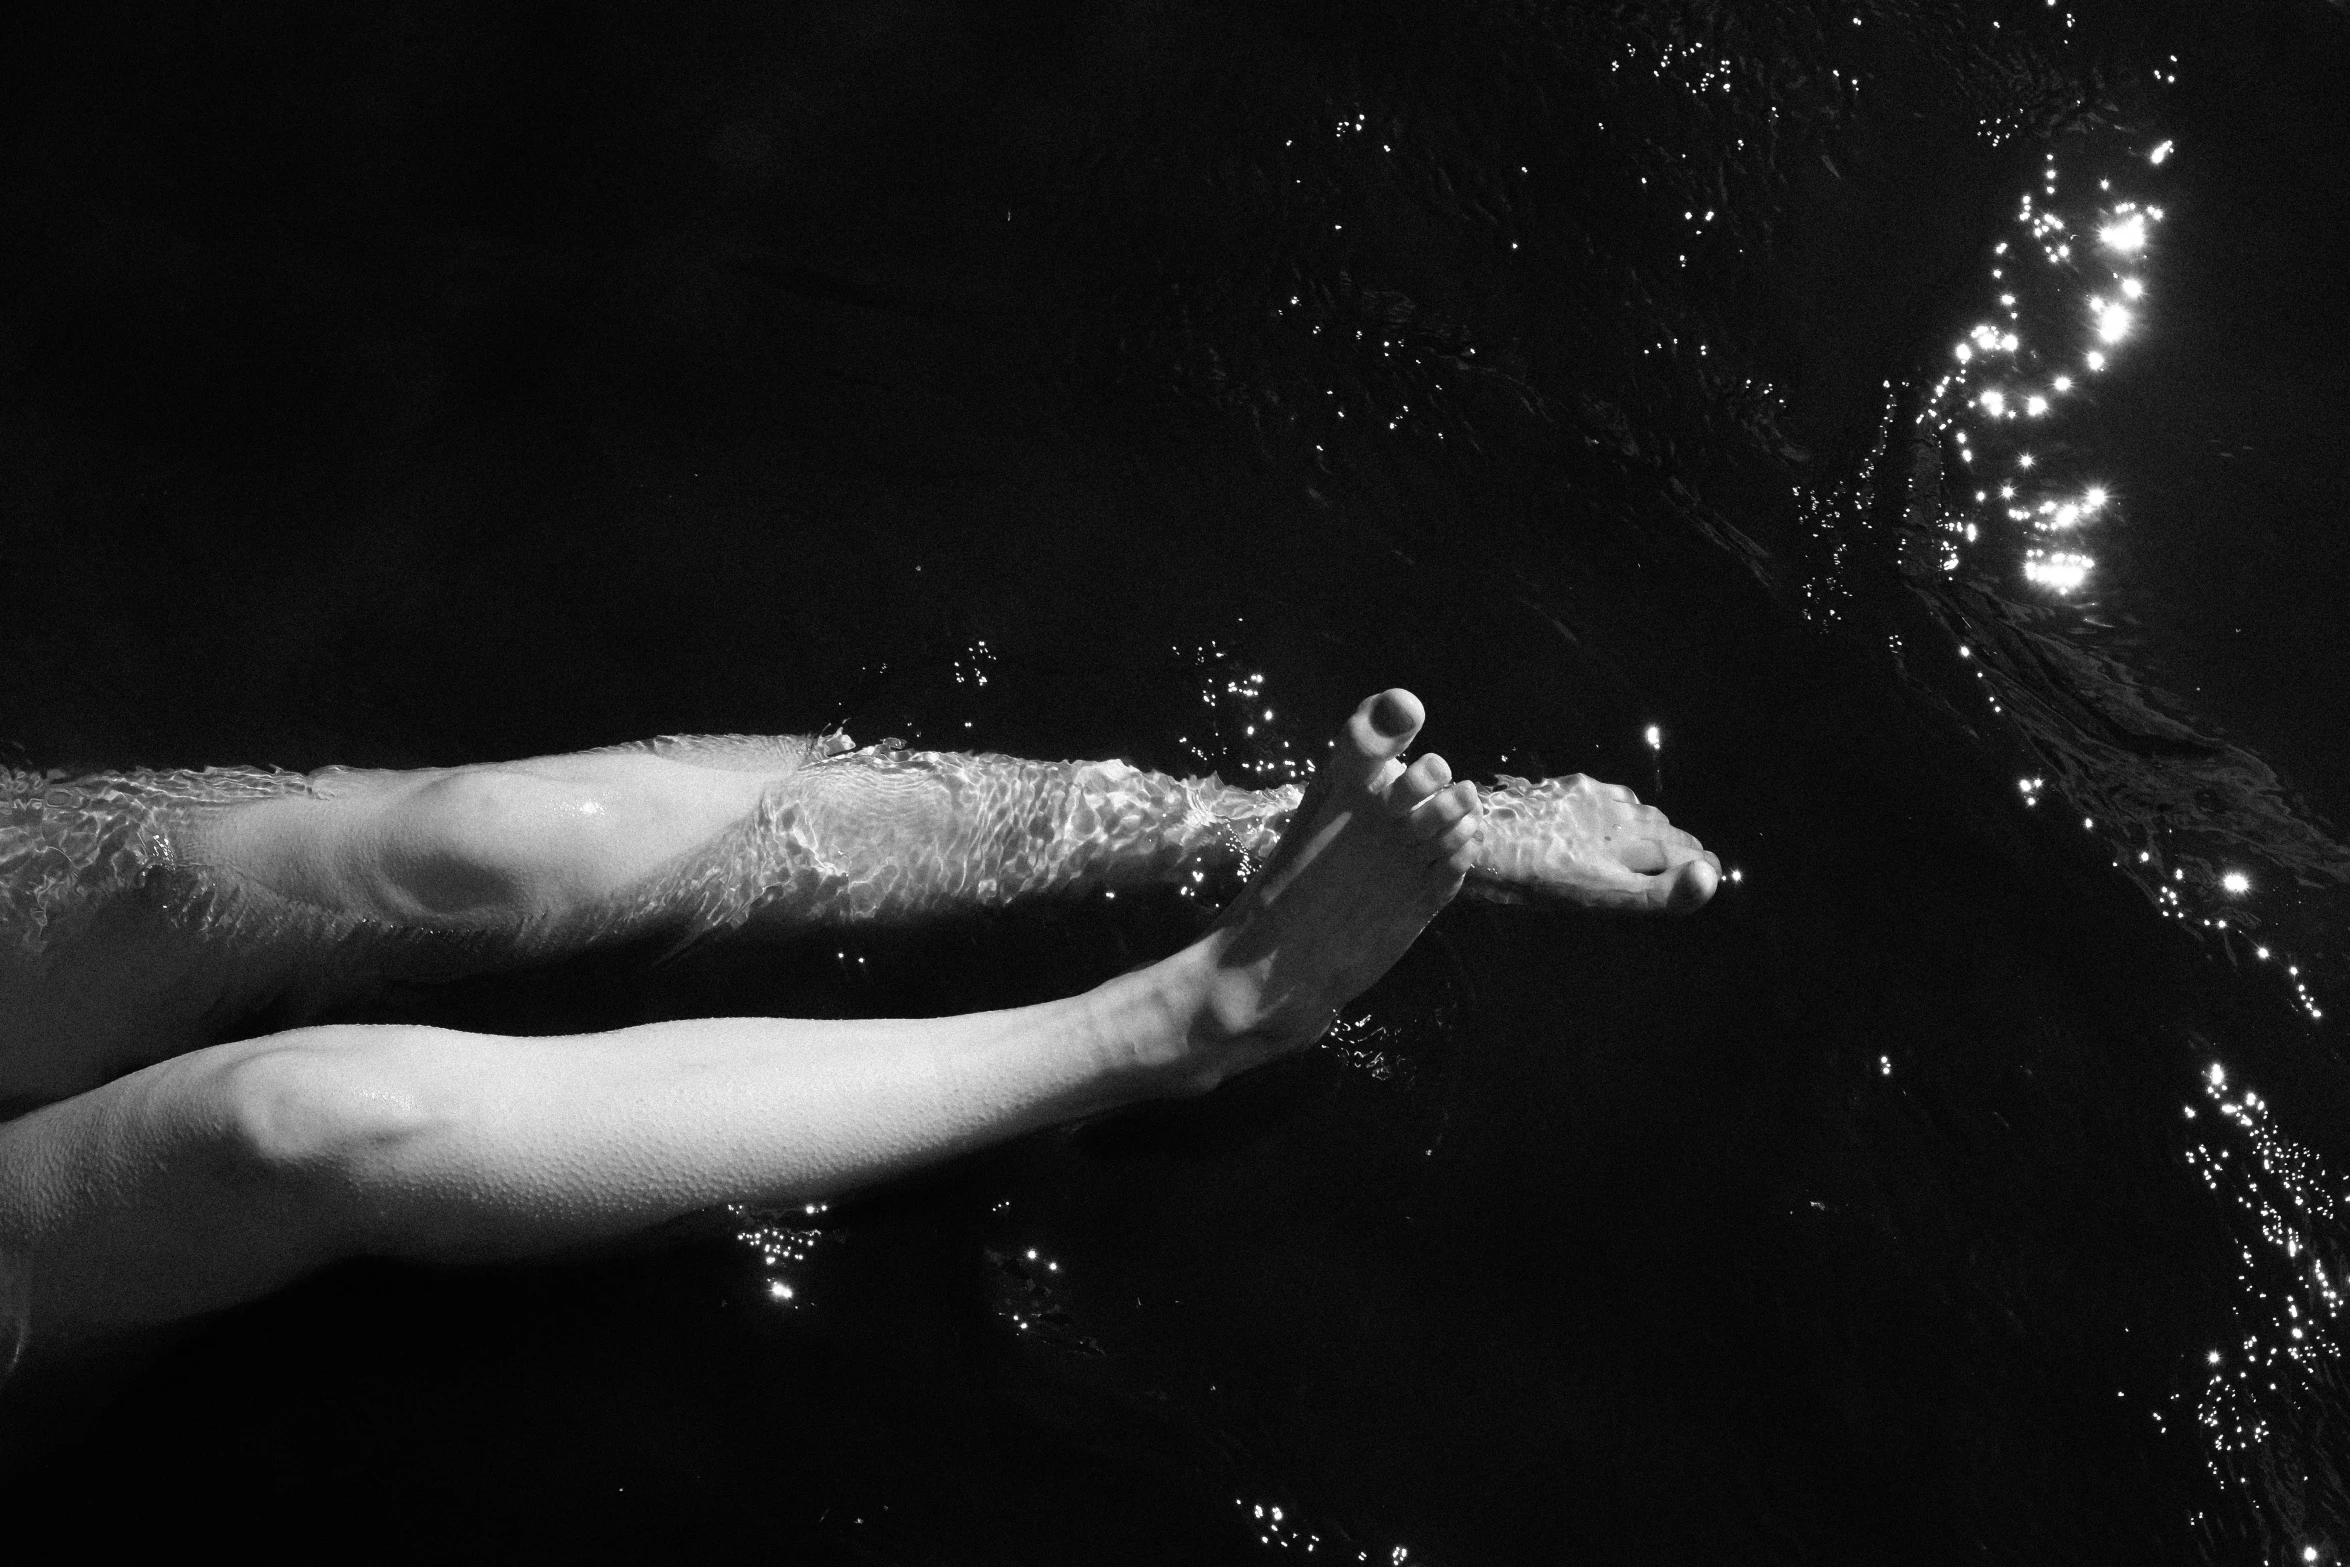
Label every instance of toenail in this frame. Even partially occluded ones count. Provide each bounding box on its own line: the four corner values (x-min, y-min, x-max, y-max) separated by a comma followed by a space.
1371, 694, 1413, 737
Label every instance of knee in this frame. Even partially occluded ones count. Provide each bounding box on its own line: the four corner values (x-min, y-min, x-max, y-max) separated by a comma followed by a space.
369, 768, 597, 924
208, 1030, 443, 1194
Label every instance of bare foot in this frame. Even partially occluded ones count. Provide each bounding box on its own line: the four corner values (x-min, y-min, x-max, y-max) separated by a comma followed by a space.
1474, 774, 1721, 913
1159, 689, 1480, 1088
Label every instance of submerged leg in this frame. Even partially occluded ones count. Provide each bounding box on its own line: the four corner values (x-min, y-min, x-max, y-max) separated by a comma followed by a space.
0, 707, 1716, 1093
0, 691, 1470, 1352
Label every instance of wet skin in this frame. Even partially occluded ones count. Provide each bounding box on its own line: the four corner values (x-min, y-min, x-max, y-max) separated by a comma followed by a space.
0, 690, 1721, 1354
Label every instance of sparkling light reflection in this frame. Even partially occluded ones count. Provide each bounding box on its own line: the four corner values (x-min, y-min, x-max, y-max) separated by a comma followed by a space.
1890, 133, 2343, 1039
2182, 1060, 2350, 1530
1906, 153, 2172, 607
733, 1200, 835, 1309
2023, 553, 2091, 592
2099, 213, 2148, 253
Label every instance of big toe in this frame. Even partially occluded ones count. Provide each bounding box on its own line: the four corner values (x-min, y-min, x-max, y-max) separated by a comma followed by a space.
1665, 854, 1720, 914
1333, 688, 1424, 795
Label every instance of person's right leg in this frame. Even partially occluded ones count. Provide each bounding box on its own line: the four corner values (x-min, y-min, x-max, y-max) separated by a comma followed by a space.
1, 691, 1478, 1356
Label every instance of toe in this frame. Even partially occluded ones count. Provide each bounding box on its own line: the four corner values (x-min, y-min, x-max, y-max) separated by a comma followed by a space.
1618, 806, 1706, 870
1429, 811, 1481, 863
1407, 779, 1474, 840
1395, 750, 1453, 810
1441, 833, 1483, 877
1663, 854, 1719, 913
1333, 689, 1425, 796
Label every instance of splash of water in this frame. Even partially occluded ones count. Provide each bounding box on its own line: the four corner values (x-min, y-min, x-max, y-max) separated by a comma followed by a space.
0, 765, 318, 955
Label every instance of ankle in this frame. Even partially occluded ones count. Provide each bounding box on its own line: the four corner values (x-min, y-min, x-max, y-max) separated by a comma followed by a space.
1093, 936, 1246, 1098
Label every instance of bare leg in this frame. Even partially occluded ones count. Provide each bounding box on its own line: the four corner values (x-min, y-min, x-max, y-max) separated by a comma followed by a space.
0, 691, 1478, 1355
0, 709, 1713, 1101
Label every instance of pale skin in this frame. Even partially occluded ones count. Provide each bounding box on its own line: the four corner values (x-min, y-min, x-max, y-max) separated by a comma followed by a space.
0, 691, 1718, 1363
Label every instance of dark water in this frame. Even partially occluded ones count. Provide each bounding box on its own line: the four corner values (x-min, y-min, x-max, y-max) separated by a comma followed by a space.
2, 2, 2347, 1560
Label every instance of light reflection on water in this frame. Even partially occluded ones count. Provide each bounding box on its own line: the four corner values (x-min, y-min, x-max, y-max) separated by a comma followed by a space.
2181, 1058, 2350, 1558
989, 1240, 1100, 1356
1175, 640, 1316, 793
730, 1200, 835, 1311
1873, 114, 2341, 1033
1787, 75, 2350, 1550
1231, 1493, 1420, 1562
1910, 144, 2172, 605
